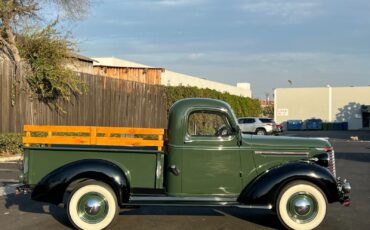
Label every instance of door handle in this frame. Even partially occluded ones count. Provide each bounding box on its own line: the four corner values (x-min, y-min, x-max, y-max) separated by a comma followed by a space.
169, 165, 181, 176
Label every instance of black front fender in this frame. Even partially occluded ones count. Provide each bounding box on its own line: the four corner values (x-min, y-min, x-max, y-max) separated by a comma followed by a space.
238, 162, 338, 207
31, 159, 130, 206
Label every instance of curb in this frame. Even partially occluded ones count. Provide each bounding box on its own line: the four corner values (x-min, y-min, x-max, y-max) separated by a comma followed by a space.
0, 155, 22, 163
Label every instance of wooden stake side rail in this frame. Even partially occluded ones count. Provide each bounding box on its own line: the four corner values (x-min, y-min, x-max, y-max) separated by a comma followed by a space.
23, 125, 165, 151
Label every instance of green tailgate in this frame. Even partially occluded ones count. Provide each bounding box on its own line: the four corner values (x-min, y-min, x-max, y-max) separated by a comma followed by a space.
23, 147, 162, 189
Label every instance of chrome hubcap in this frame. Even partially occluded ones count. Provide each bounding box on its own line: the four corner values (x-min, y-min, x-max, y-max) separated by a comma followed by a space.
77, 192, 109, 224
287, 192, 318, 224
294, 198, 311, 215
84, 198, 102, 215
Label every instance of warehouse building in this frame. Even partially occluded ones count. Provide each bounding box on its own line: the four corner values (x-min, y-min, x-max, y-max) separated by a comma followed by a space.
93, 57, 252, 97
274, 86, 370, 130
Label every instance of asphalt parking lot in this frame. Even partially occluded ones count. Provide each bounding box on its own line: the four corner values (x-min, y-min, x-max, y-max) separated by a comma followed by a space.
0, 131, 369, 229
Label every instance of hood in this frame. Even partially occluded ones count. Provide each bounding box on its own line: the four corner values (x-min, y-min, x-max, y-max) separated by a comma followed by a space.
242, 134, 331, 149
241, 134, 332, 175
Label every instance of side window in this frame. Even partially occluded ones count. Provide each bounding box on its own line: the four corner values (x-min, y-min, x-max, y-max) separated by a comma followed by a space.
188, 111, 232, 137
238, 119, 245, 124
245, 118, 255, 124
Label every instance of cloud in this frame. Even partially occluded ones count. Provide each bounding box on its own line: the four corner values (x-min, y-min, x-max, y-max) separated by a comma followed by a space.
118, 0, 208, 8
240, 0, 322, 23
156, 0, 207, 6
187, 52, 206, 60
102, 19, 141, 26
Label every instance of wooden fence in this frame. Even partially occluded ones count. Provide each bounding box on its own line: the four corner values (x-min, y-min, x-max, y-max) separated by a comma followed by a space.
93, 66, 164, 85
0, 60, 167, 133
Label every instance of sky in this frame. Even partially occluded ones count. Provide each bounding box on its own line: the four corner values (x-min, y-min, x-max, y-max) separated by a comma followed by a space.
66, 0, 370, 98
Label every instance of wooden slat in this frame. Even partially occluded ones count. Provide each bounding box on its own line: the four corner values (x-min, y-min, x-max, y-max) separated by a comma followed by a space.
96, 127, 164, 135
24, 125, 91, 133
158, 135, 163, 151
23, 136, 91, 145
96, 137, 163, 147
23, 125, 165, 135
23, 136, 164, 147
25, 131, 31, 147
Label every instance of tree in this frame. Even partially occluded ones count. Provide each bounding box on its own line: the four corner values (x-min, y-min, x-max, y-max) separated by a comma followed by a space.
262, 104, 274, 118
0, 0, 91, 110
0, 0, 90, 62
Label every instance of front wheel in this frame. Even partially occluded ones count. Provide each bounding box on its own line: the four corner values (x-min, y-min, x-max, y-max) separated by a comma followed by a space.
276, 181, 327, 230
67, 181, 119, 230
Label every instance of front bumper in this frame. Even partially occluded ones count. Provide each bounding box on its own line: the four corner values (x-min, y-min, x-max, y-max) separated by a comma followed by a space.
337, 177, 351, 206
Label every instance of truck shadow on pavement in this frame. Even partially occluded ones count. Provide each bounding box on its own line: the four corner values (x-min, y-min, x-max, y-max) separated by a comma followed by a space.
3, 194, 284, 229
120, 206, 284, 229
4, 193, 73, 228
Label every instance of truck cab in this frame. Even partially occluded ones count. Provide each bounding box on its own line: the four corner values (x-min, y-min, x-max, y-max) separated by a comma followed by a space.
18, 98, 351, 230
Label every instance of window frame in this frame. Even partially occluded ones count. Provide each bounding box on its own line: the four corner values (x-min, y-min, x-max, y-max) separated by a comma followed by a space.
184, 108, 236, 142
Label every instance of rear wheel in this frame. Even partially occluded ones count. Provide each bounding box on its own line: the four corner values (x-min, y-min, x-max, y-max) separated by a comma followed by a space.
276, 181, 327, 230
67, 181, 118, 230
256, 128, 266, 135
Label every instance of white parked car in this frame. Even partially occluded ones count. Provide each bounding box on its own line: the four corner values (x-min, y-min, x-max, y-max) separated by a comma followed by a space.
238, 117, 278, 135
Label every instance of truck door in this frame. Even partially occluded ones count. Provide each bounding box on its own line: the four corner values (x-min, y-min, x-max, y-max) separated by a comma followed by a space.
181, 109, 242, 196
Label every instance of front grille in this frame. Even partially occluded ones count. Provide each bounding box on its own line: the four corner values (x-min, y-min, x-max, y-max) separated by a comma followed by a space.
327, 150, 336, 177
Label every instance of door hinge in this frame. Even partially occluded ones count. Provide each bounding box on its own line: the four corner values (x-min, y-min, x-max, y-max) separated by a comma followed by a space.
239, 171, 243, 177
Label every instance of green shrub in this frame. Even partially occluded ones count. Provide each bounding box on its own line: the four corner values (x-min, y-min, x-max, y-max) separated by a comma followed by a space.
18, 23, 86, 112
0, 133, 23, 155
164, 85, 262, 117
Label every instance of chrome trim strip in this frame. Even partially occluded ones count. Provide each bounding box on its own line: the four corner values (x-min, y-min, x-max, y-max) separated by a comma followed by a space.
255, 151, 309, 156
236, 204, 273, 210
122, 203, 273, 209
123, 203, 237, 207
130, 196, 238, 202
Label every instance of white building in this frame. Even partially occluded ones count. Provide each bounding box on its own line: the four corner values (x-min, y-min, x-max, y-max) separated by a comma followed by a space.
93, 57, 252, 98
274, 86, 370, 130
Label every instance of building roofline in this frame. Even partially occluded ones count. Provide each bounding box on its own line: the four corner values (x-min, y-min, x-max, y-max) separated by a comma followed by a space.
93, 64, 165, 71
69, 52, 97, 63
276, 85, 370, 90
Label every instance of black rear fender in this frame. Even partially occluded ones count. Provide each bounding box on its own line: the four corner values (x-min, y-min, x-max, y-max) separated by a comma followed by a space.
31, 159, 130, 206
238, 162, 338, 207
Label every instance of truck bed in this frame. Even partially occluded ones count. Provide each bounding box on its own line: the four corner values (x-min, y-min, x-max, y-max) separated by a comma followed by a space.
24, 146, 164, 190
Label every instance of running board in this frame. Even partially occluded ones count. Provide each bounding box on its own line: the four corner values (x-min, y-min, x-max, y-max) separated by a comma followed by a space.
124, 196, 272, 209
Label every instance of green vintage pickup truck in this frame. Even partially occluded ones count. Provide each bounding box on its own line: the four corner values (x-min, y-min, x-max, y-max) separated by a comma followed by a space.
18, 98, 351, 230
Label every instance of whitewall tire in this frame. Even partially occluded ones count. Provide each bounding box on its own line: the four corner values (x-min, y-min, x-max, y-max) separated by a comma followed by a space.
67, 181, 118, 230
276, 181, 327, 230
